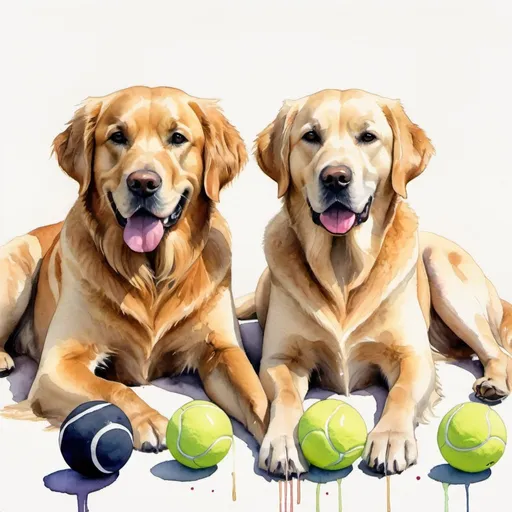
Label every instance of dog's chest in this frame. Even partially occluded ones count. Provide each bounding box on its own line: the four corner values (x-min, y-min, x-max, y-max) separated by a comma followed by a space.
316, 332, 383, 394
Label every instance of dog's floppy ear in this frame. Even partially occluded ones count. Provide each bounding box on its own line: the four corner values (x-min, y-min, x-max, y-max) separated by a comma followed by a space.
52, 98, 102, 196
383, 101, 435, 199
190, 100, 247, 202
255, 101, 298, 198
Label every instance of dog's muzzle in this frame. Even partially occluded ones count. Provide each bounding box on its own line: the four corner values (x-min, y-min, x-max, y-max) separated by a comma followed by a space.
309, 197, 372, 235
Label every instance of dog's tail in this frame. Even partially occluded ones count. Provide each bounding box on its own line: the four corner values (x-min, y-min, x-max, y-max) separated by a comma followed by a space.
235, 293, 257, 320
1, 400, 60, 433
1, 400, 43, 422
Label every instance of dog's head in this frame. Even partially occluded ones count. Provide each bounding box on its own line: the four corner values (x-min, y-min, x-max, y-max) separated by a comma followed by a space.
53, 86, 246, 253
256, 89, 434, 236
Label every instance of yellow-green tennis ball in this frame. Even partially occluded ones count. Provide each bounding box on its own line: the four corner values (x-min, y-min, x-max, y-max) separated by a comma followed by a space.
298, 399, 367, 470
437, 402, 507, 473
166, 400, 233, 469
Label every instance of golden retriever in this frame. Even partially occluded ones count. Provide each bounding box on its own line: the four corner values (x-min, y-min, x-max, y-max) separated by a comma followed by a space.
236, 88, 512, 476
0, 86, 269, 452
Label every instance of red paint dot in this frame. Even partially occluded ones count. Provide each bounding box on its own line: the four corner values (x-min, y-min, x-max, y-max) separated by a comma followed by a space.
211, 490, 215, 493
190, 487, 194, 491
326, 492, 329, 496
416, 476, 421, 481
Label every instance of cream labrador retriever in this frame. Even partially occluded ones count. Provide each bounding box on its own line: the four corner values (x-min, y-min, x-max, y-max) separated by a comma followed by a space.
237, 88, 512, 476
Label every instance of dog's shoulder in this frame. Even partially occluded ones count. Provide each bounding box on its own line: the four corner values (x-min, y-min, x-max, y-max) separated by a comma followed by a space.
263, 210, 301, 264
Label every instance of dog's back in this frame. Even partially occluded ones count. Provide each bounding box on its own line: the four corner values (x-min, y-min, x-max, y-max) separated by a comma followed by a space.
0, 222, 63, 371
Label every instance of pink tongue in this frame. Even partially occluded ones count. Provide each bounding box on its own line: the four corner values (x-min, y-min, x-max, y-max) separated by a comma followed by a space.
319, 207, 356, 234
123, 213, 164, 253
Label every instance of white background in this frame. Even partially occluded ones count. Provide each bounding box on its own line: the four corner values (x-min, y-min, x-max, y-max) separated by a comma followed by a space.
1, 1, 512, 511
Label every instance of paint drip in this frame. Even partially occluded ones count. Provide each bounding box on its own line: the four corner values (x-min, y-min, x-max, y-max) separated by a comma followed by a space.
337, 479, 342, 512
316, 483, 321, 512
231, 471, 236, 502
465, 484, 469, 512
442, 483, 450, 512
231, 439, 237, 501
297, 478, 301, 505
77, 495, 88, 512
386, 476, 391, 512
277, 477, 294, 512
285, 472, 288, 512
43, 469, 117, 512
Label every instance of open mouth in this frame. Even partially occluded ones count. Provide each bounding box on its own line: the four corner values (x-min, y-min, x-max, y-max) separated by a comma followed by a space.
310, 197, 372, 235
108, 192, 188, 253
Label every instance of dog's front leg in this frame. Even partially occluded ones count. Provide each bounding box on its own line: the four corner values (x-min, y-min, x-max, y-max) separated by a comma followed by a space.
198, 288, 269, 444
199, 334, 269, 444
259, 357, 310, 476
363, 344, 437, 475
256, 285, 313, 477
23, 339, 168, 453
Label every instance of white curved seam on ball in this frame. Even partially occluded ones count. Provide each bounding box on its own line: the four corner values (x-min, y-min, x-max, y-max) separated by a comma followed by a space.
488, 436, 506, 446
444, 435, 504, 452
444, 405, 491, 452
343, 444, 365, 455
90, 423, 133, 474
191, 436, 233, 464
442, 403, 466, 451
299, 429, 324, 446
324, 405, 345, 467
59, 403, 111, 447
176, 404, 231, 461
483, 410, 506, 447
176, 405, 202, 460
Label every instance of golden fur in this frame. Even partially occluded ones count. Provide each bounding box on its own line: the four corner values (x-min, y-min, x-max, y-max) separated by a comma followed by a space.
237, 89, 512, 476
0, 86, 269, 451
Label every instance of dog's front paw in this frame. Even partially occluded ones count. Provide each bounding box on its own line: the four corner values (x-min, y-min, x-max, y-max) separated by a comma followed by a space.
259, 424, 308, 477
131, 410, 168, 453
363, 427, 418, 475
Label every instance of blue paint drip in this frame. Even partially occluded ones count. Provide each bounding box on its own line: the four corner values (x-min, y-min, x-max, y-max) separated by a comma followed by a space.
44, 469, 118, 512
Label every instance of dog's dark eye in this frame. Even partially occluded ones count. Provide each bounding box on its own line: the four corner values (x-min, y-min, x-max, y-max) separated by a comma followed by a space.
358, 131, 377, 144
170, 132, 188, 145
109, 131, 128, 145
302, 130, 321, 144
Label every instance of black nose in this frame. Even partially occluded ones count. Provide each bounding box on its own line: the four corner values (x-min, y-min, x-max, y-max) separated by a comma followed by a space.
127, 170, 162, 198
320, 165, 353, 192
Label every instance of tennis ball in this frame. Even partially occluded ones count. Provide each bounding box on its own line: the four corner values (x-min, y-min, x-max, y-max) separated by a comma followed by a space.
59, 401, 133, 477
437, 402, 507, 473
166, 400, 233, 469
298, 399, 367, 470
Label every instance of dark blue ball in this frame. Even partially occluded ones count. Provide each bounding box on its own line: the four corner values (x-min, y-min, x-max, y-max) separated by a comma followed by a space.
59, 401, 134, 477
